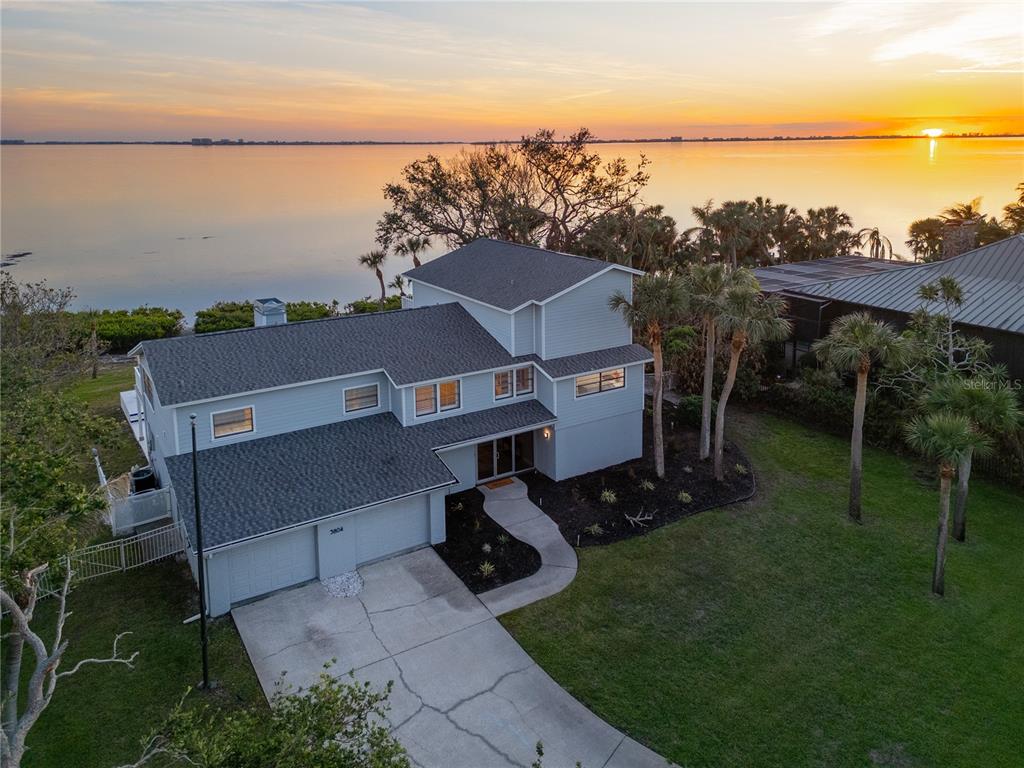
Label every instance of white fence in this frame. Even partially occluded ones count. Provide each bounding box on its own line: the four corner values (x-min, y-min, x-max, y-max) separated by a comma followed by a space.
109, 485, 173, 536
36, 521, 186, 599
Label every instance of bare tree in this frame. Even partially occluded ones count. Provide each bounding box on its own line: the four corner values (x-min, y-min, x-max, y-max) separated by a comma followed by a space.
1, 564, 138, 768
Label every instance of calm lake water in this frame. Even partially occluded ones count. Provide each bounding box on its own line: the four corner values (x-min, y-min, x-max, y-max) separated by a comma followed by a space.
2, 138, 1021, 321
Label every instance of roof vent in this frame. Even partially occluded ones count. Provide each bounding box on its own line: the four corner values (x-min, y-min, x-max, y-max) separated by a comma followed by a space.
254, 297, 286, 327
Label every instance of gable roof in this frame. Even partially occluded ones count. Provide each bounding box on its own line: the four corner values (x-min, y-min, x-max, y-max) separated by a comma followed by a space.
403, 238, 640, 311
166, 400, 556, 550
788, 235, 1024, 334
753, 254, 911, 293
138, 303, 518, 405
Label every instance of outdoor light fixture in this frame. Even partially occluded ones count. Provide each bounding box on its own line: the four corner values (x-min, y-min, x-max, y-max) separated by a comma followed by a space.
542, 427, 552, 439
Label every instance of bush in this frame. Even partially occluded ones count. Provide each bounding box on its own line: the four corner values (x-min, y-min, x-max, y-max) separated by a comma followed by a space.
346, 296, 403, 314
194, 300, 340, 334
81, 307, 183, 353
674, 394, 715, 429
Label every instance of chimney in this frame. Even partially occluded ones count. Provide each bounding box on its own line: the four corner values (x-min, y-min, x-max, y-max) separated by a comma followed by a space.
254, 298, 286, 327
942, 223, 977, 260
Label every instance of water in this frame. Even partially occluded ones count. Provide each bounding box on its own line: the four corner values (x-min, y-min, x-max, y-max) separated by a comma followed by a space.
2, 138, 1021, 321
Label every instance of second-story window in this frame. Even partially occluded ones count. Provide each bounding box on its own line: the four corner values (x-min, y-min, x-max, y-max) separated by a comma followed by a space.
515, 366, 534, 395
494, 371, 512, 400
575, 368, 625, 398
344, 384, 379, 413
416, 379, 460, 416
212, 406, 254, 438
439, 380, 460, 411
415, 384, 437, 416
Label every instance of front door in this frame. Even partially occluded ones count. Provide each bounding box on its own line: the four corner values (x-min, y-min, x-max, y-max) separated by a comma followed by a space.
477, 431, 534, 482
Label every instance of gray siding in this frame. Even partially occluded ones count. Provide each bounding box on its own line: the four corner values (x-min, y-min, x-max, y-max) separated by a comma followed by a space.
410, 281, 513, 351
400, 368, 536, 427
513, 306, 535, 356
437, 444, 477, 493
138, 359, 178, 469
534, 305, 545, 357
553, 411, 643, 480
535, 371, 556, 416
552, 362, 645, 429
173, 371, 391, 454
542, 270, 633, 358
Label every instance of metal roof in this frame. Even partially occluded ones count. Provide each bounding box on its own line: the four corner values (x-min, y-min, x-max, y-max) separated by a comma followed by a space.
753, 255, 911, 293
785, 236, 1024, 334
166, 400, 556, 550
403, 238, 639, 311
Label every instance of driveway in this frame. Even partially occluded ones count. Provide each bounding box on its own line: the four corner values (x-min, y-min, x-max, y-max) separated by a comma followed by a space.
233, 547, 668, 768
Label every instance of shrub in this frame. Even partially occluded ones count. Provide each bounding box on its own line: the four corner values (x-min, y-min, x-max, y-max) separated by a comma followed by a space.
478, 560, 496, 578
583, 523, 605, 537
734, 463, 748, 475
194, 300, 339, 334
346, 296, 403, 314
496, 533, 510, 546
599, 489, 617, 505
677, 491, 693, 504
79, 307, 184, 353
481, 542, 492, 554
674, 395, 715, 429
638, 479, 655, 492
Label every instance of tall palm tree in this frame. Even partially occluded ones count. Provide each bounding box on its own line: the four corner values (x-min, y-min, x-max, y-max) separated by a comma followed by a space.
388, 274, 409, 298
770, 203, 802, 263
713, 201, 754, 268
856, 227, 893, 259
358, 249, 388, 311
610, 273, 689, 478
685, 200, 718, 264
394, 236, 431, 268
940, 197, 985, 225
713, 280, 790, 481
921, 378, 1021, 542
813, 313, 908, 522
905, 412, 992, 596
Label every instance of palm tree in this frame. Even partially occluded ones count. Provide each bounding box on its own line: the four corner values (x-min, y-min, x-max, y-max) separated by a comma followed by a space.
684, 200, 718, 264
713, 201, 754, 268
388, 274, 409, 298
812, 313, 908, 522
713, 280, 790, 481
905, 412, 992, 596
610, 274, 689, 478
358, 249, 388, 311
394, 236, 431, 268
921, 378, 1021, 542
770, 203, 802, 263
856, 227, 893, 259
940, 197, 985, 225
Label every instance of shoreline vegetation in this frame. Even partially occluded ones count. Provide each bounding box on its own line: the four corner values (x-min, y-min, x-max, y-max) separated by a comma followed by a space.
2, 133, 1021, 147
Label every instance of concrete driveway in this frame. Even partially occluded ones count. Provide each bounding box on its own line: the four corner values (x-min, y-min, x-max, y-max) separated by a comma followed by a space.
233, 548, 668, 768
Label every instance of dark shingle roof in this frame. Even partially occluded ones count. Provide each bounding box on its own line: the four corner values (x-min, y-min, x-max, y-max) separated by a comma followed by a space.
140, 303, 518, 405
753, 255, 911, 293
517, 344, 653, 379
790, 235, 1024, 334
403, 239, 630, 310
166, 400, 556, 550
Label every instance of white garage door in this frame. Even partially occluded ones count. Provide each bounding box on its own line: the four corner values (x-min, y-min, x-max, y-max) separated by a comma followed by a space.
355, 495, 431, 565
226, 526, 317, 604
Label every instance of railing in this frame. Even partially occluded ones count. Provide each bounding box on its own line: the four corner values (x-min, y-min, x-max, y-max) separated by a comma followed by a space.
36, 521, 186, 599
109, 484, 173, 536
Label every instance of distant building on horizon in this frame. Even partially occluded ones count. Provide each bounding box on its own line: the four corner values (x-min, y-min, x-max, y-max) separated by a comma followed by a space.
191, 137, 213, 146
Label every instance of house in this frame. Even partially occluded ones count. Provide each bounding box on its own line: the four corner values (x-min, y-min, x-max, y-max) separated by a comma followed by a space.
128, 239, 650, 615
754, 235, 1024, 379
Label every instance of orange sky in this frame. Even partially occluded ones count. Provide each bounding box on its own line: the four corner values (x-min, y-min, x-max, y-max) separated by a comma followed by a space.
2, 1, 1022, 141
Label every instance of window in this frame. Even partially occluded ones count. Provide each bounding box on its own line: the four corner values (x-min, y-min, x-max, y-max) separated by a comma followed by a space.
142, 370, 154, 404
439, 380, 460, 411
494, 370, 512, 400
415, 385, 437, 416
212, 407, 254, 438
575, 367, 625, 398
515, 366, 534, 396
344, 384, 379, 413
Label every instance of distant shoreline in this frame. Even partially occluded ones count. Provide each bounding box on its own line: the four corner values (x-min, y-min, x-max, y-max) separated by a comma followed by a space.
2, 133, 1021, 147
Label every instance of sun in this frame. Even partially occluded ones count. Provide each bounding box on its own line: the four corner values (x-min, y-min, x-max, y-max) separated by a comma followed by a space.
921, 128, 944, 138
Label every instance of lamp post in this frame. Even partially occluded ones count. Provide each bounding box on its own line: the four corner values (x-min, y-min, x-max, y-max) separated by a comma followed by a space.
190, 414, 210, 690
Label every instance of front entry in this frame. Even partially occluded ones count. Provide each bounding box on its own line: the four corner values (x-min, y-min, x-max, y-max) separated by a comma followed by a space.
477, 431, 534, 482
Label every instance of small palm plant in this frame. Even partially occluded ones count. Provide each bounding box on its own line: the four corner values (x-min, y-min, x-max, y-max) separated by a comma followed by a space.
905, 412, 992, 596
713, 279, 791, 481
920, 377, 1021, 542
358, 249, 388, 311
609, 273, 689, 479
813, 313, 908, 522
394, 235, 431, 268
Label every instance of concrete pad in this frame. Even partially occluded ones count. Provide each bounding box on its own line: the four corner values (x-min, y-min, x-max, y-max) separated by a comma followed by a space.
359, 548, 463, 613
351, 656, 424, 729
395, 705, 519, 768
367, 585, 491, 655
483, 498, 544, 527
606, 737, 674, 768
478, 565, 576, 616
505, 515, 577, 569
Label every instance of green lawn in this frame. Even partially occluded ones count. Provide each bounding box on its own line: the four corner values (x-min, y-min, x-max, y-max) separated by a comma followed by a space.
20, 560, 264, 768
503, 410, 1024, 768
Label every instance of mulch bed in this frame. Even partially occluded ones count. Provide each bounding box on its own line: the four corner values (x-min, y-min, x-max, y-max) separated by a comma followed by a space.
524, 406, 756, 547
433, 488, 542, 594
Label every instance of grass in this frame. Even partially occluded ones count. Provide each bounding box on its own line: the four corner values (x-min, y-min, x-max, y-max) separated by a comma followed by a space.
503, 410, 1024, 768
19, 560, 264, 768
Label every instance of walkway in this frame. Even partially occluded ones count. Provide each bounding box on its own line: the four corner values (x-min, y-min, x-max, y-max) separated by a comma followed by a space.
477, 478, 576, 616
233, 548, 670, 768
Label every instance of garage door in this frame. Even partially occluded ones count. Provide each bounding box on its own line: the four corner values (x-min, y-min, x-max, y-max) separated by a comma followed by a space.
226, 526, 317, 604
355, 495, 431, 565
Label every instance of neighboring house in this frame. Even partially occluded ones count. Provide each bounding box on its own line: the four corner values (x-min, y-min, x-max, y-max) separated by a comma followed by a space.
755, 235, 1024, 379
128, 239, 650, 615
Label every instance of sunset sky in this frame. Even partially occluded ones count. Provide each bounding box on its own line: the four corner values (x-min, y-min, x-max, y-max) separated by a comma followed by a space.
2, 1, 1021, 142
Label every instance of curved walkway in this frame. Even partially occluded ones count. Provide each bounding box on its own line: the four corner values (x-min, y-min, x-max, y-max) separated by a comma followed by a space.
477, 477, 577, 616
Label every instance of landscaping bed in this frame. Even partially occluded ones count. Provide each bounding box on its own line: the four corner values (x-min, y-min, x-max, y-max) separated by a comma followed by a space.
433, 488, 541, 593
525, 409, 755, 547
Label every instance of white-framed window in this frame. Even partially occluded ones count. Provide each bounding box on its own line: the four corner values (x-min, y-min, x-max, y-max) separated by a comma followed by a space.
575, 367, 625, 398
494, 370, 512, 400
344, 383, 379, 413
415, 384, 437, 416
212, 406, 254, 438
439, 380, 460, 411
515, 366, 534, 396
